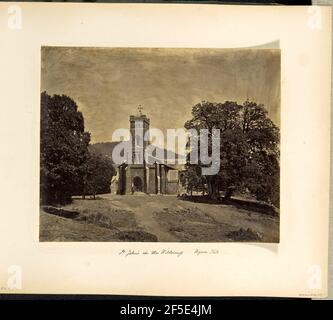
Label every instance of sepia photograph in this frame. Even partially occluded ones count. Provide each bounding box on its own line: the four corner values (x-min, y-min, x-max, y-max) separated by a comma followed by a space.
0, 2, 331, 299
39, 47, 280, 242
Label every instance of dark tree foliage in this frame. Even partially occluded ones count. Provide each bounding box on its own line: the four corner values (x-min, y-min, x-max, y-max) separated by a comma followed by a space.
80, 152, 115, 199
40, 92, 91, 204
184, 100, 280, 207
180, 165, 206, 196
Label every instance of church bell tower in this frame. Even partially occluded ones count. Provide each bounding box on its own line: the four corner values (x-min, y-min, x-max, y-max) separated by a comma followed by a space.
130, 105, 150, 164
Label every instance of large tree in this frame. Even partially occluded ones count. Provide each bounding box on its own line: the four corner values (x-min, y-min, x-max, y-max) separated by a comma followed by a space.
81, 152, 115, 199
40, 92, 91, 204
179, 165, 206, 196
184, 100, 280, 206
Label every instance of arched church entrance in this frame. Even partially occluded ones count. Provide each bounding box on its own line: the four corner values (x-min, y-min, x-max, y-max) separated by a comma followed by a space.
132, 176, 143, 192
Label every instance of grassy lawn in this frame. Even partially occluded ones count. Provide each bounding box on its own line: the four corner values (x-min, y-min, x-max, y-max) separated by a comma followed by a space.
40, 209, 119, 242
40, 194, 279, 242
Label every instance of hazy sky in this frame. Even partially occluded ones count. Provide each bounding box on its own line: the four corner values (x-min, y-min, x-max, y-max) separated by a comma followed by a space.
41, 47, 280, 144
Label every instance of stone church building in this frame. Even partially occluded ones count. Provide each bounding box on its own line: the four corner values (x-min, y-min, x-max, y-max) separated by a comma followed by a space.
111, 112, 185, 195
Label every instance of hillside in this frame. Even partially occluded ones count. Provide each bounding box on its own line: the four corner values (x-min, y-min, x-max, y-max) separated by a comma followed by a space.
90, 141, 184, 164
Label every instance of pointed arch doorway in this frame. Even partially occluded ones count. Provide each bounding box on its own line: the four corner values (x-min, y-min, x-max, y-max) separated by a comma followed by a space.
132, 176, 143, 192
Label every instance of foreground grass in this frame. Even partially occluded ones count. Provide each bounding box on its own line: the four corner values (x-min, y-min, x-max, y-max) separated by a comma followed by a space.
40, 195, 279, 242
40, 198, 158, 242
40, 209, 119, 241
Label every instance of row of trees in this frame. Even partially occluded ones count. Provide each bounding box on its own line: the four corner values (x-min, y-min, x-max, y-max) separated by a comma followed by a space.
40, 92, 114, 204
182, 100, 280, 207
40, 92, 279, 207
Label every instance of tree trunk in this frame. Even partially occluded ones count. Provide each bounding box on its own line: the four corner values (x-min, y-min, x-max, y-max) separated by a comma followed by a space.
82, 175, 87, 199
211, 183, 219, 201
207, 182, 213, 198
207, 178, 219, 201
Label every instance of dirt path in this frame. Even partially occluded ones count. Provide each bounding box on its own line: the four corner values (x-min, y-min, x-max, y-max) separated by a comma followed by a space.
101, 194, 179, 242
41, 194, 279, 242
101, 193, 279, 242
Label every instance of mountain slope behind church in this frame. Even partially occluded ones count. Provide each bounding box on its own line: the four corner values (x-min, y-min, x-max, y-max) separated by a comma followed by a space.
90, 142, 184, 164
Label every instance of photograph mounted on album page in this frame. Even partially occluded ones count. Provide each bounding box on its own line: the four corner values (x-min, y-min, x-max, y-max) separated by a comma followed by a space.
0, 3, 331, 297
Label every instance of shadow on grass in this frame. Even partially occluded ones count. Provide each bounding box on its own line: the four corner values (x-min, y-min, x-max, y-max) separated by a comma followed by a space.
178, 195, 278, 216
42, 206, 80, 219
